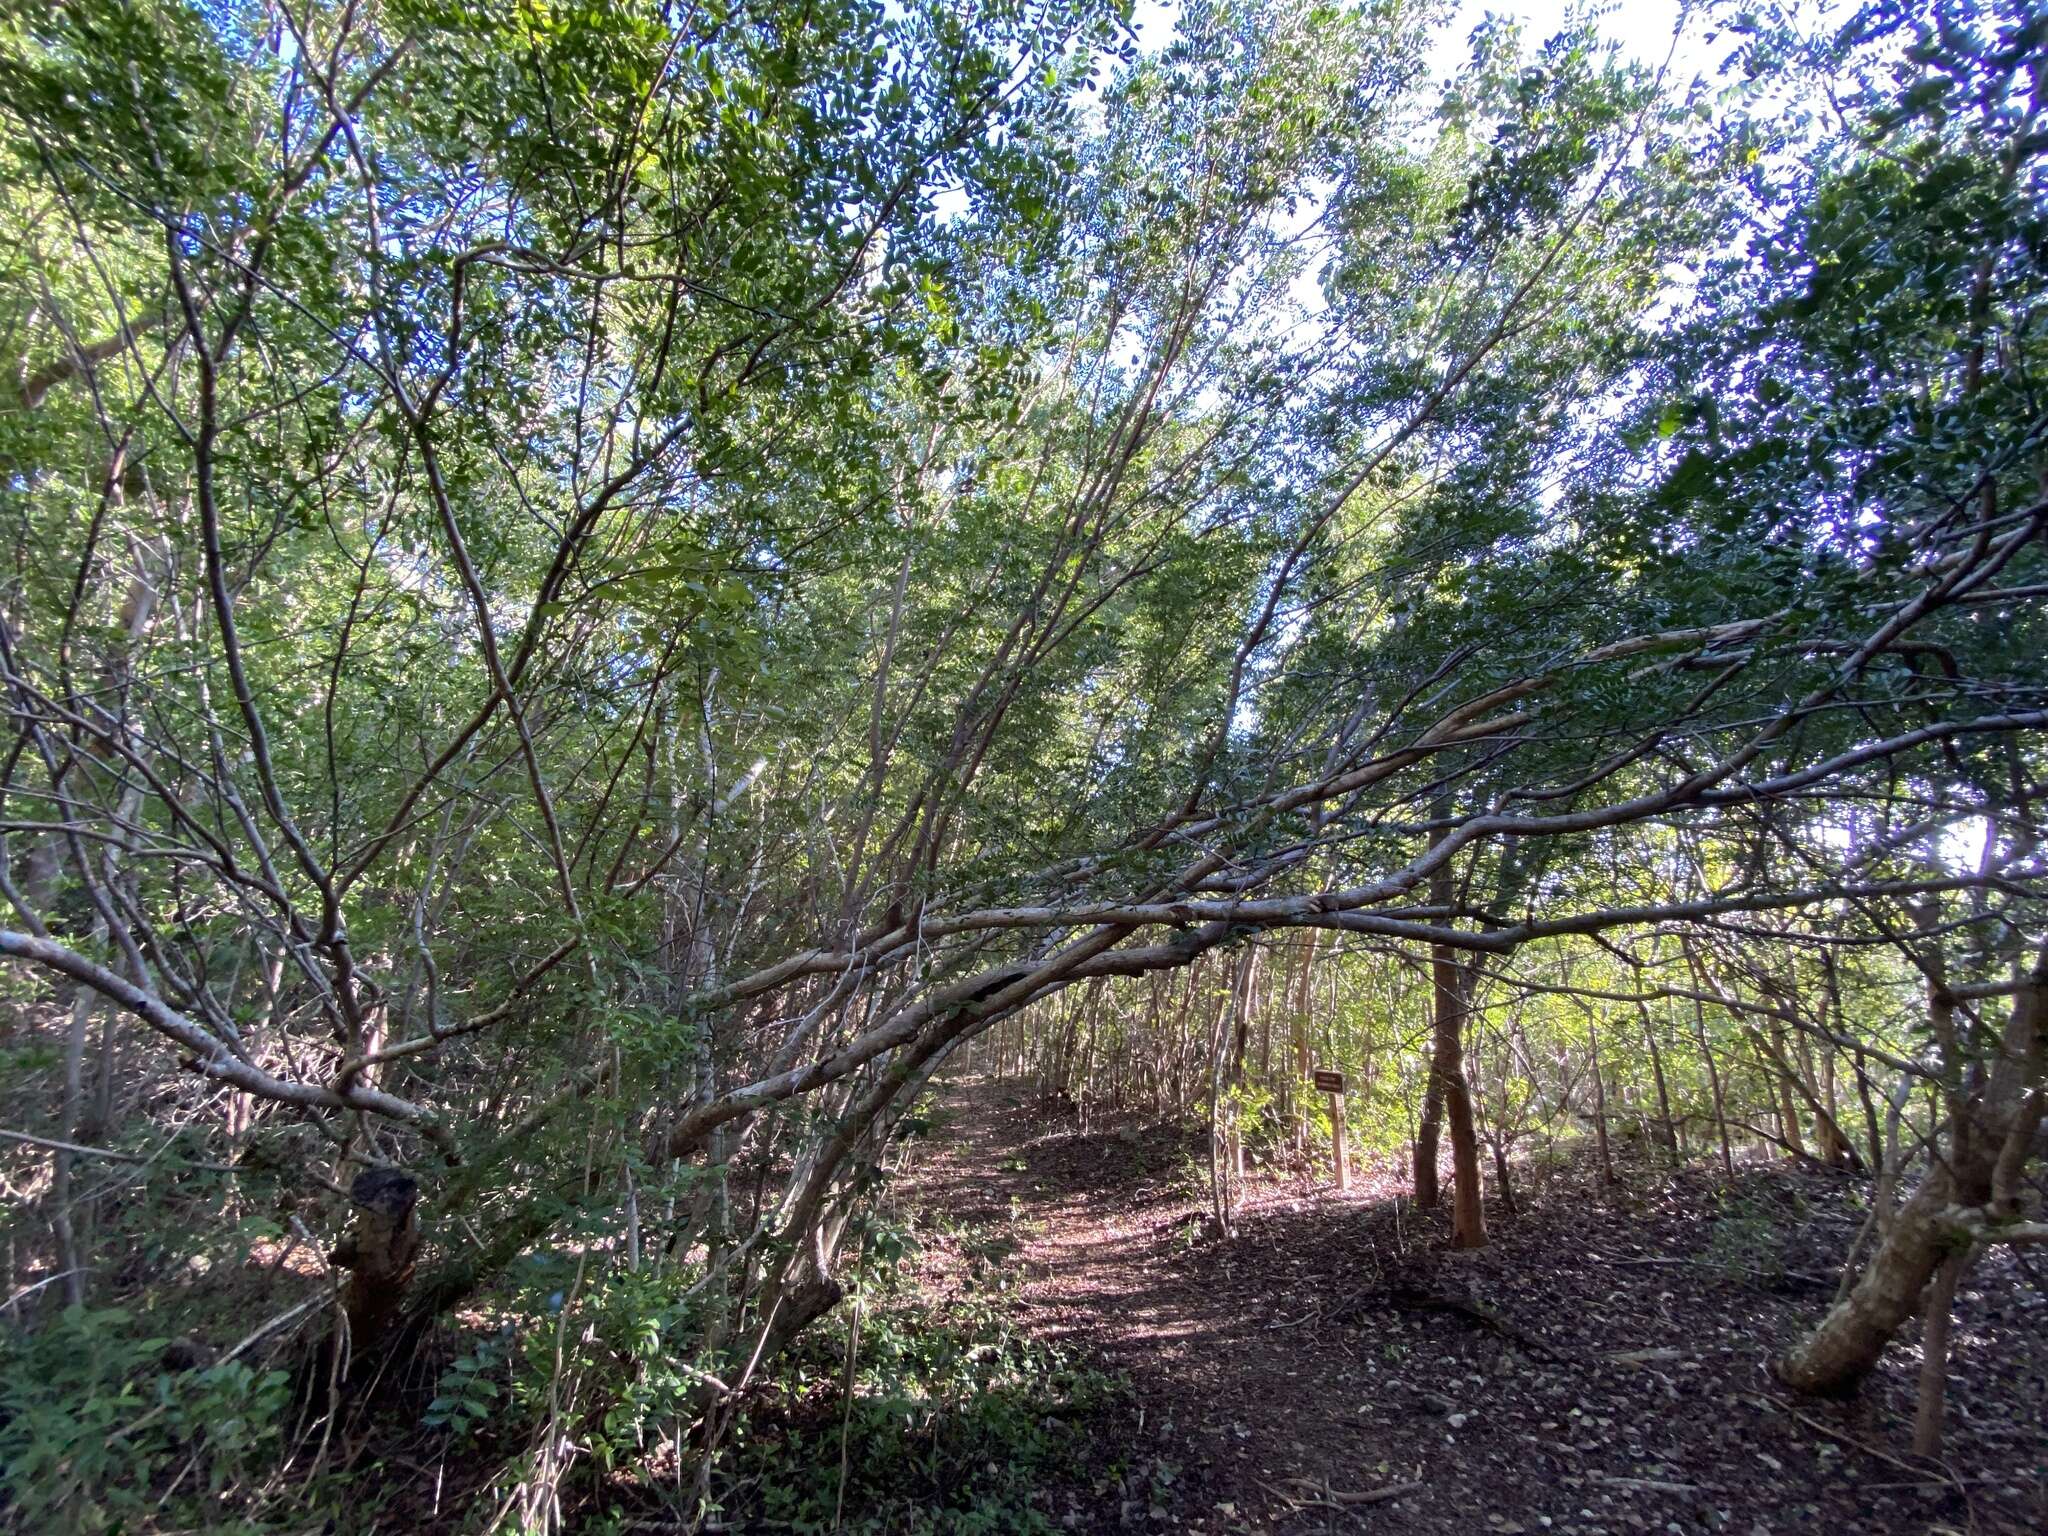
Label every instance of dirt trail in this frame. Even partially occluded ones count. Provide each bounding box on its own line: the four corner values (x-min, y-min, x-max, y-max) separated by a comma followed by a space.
892, 1075, 2048, 1536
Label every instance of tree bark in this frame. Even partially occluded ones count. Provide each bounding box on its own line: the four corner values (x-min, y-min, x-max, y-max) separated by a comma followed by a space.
1777, 973, 2043, 1394
1691, 994, 1735, 1180
1423, 941, 1485, 1248
1637, 1001, 1679, 1165
1414, 1042, 1444, 1209
1292, 931, 1317, 1154
1444, 1034, 1486, 1247
1489, 1136, 1518, 1219
1589, 1015, 1615, 1188
1415, 837, 1454, 1208
331, 1167, 422, 1365
1769, 1022, 1808, 1161
1912, 1251, 1967, 1458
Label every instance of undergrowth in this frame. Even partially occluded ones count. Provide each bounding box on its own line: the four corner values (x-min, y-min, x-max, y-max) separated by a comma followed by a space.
640, 1222, 1122, 1535
0, 1303, 293, 1533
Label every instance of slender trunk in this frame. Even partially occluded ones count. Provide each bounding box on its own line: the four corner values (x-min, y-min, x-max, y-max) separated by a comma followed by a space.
1257, 958, 1273, 1084
1853, 1052, 1885, 1174
1912, 1252, 1967, 1458
45, 545, 162, 1310
1414, 1051, 1444, 1207
1444, 1036, 1485, 1246
1746, 1017, 1865, 1170
1415, 835, 1453, 1206
1207, 1037, 1227, 1233
1637, 1002, 1678, 1165
1589, 1014, 1615, 1188
90, 1006, 117, 1143
1230, 950, 1254, 1178
1797, 1027, 1850, 1168
1489, 1137, 1518, 1219
52, 986, 90, 1307
1207, 957, 1238, 1235
1691, 996, 1735, 1180
1422, 934, 1485, 1247
1769, 1024, 1808, 1161
1292, 934, 1315, 1154
1330, 1085, 1351, 1191
1292, 932, 1317, 1150
1819, 1045, 1845, 1166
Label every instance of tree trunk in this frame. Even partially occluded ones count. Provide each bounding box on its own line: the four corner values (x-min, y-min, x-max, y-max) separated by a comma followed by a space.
1912, 1251, 1967, 1458
1415, 838, 1454, 1208
52, 985, 91, 1308
1589, 1015, 1615, 1188
1691, 995, 1735, 1180
1207, 956, 1240, 1235
1445, 1039, 1486, 1247
1769, 1023, 1807, 1161
1778, 973, 2043, 1394
1637, 1001, 1679, 1166
1423, 938, 1485, 1248
1797, 1027, 1851, 1168
1489, 1136, 1518, 1219
1414, 1050, 1444, 1209
1853, 1051, 1885, 1174
1777, 1155, 1972, 1394
1748, 1019, 1865, 1171
331, 1167, 422, 1365
1292, 931, 1317, 1154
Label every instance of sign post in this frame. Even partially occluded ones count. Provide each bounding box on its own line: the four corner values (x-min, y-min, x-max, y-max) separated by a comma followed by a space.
1313, 1068, 1350, 1192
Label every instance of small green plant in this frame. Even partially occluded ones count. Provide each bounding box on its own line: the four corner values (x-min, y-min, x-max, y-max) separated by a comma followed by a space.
424, 1336, 505, 1441
713, 1271, 1122, 1534
0, 1304, 291, 1531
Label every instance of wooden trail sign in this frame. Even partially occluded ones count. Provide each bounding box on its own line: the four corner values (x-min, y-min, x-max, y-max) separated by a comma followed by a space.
1314, 1067, 1351, 1191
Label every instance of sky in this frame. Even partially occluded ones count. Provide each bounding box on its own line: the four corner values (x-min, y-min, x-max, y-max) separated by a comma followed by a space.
1107, 0, 1750, 323
1128, 0, 1732, 84
1427, 0, 1724, 79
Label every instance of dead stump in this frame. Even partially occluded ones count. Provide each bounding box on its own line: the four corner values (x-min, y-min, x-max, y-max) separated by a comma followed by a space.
329, 1166, 421, 1366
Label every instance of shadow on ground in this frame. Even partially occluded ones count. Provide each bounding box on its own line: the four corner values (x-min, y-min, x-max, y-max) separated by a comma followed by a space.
887, 1074, 2048, 1536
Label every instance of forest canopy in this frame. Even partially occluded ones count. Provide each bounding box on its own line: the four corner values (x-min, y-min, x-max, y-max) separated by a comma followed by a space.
0, 0, 2043, 1529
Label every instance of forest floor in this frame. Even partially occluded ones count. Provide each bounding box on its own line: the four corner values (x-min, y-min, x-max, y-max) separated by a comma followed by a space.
881, 1074, 2048, 1536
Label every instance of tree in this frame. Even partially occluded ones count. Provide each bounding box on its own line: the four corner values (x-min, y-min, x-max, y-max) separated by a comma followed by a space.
0, 2, 2043, 1521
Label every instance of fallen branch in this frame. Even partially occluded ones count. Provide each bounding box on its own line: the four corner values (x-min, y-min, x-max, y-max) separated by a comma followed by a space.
1334, 1282, 1565, 1360
1592, 1473, 1710, 1494
1267, 1475, 1426, 1509
1743, 1392, 1971, 1507
1604, 1347, 1686, 1366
